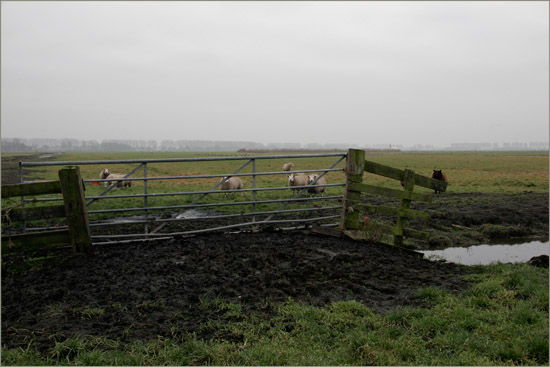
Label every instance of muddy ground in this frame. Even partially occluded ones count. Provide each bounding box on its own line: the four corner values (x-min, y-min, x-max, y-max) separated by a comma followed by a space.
406, 192, 549, 249
2, 230, 471, 353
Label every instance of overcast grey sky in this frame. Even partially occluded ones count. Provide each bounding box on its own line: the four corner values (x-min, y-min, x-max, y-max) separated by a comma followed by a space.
1, 1, 548, 147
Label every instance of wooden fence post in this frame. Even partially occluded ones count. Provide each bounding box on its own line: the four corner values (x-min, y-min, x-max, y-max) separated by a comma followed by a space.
58, 166, 92, 254
341, 148, 365, 230
394, 168, 415, 246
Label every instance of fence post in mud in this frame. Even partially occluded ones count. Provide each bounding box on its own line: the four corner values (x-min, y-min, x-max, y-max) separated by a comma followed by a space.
341, 149, 365, 230
394, 168, 415, 247
58, 166, 92, 254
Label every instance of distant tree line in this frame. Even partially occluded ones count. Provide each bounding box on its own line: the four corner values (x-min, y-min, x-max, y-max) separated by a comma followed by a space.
2, 138, 547, 153
1, 138, 360, 153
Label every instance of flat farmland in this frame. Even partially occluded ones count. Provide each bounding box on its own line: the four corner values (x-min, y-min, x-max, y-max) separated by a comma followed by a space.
4, 150, 548, 194
1, 150, 548, 366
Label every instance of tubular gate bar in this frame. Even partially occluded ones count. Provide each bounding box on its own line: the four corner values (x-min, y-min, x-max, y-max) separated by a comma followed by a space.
18, 153, 346, 242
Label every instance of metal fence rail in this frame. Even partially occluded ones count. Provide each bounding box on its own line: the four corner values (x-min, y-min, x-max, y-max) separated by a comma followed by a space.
17, 152, 347, 242
23, 183, 344, 203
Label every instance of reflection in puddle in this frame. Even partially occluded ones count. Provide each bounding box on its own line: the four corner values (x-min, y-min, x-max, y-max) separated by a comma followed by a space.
421, 241, 549, 266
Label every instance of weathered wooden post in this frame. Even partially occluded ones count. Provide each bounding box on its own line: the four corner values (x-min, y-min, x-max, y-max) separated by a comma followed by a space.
394, 168, 415, 247
58, 166, 92, 254
341, 148, 365, 230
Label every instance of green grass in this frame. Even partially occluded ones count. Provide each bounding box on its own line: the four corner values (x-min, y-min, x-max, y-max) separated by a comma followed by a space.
361, 151, 549, 194
2, 263, 548, 366
6, 151, 548, 194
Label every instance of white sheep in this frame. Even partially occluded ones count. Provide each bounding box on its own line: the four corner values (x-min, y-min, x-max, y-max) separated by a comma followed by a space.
99, 168, 111, 188
219, 176, 243, 195
282, 162, 294, 171
307, 174, 326, 196
99, 168, 131, 188
288, 173, 308, 192
107, 173, 132, 188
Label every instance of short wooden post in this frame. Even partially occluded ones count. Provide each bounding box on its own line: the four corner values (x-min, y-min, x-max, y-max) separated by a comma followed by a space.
58, 166, 92, 254
394, 168, 415, 247
341, 149, 365, 230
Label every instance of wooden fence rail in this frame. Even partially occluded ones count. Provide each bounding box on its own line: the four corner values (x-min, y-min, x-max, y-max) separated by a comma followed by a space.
341, 149, 447, 247
2, 166, 91, 254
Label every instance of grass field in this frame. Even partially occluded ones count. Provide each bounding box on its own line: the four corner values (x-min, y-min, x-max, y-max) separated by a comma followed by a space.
6, 150, 548, 193
362, 151, 549, 194
2, 150, 548, 220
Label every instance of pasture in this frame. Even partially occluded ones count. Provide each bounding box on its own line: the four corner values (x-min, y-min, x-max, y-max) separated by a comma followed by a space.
2, 150, 548, 219
1, 150, 548, 365
4, 150, 549, 194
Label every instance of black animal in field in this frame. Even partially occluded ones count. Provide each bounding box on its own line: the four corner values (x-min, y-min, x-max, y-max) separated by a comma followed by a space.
431, 169, 448, 193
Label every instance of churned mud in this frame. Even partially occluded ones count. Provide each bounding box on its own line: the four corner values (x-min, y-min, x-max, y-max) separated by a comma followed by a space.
2, 231, 470, 352
411, 192, 549, 249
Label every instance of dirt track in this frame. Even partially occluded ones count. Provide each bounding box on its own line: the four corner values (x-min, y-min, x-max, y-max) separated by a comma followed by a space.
2, 231, 470, 352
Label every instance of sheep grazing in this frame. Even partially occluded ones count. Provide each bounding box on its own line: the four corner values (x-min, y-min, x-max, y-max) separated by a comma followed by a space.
107, 173, 132, 188
219, 176, 243, 195
431, 169, 448, 193
282, 162, 295, 171
288, 173, 308, 192
307, 174, 327, 196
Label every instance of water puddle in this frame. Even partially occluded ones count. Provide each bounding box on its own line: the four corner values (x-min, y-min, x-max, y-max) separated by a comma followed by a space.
102, 215, 147, 224
93, 210, 218, 227
176, 209, 212, 219
421, 240, 549, 266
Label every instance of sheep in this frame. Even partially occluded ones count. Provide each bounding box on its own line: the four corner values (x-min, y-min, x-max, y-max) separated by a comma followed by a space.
282, 162, 294, 171
106, 173, 132, 188
99, 168, 111, 188
288, 173, 308, 192
99, 168, 131, 188
307, 174, 326, 196
219, 176, 243, 195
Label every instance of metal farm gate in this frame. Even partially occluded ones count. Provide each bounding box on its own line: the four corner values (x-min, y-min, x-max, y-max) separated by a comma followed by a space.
16, 153, 347, 244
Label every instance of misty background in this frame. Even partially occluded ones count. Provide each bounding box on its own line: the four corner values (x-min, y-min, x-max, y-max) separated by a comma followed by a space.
1, 2, 549, 150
